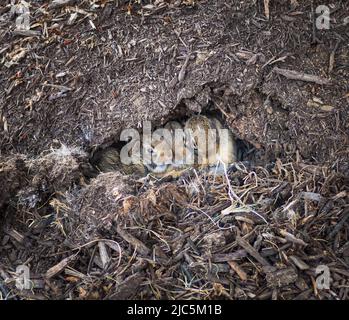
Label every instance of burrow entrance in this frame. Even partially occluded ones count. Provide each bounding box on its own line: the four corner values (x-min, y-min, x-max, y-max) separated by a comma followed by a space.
89, 101, 258, 178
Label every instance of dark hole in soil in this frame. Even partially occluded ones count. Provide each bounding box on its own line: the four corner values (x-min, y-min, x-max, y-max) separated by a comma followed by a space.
89, 104, 256, 176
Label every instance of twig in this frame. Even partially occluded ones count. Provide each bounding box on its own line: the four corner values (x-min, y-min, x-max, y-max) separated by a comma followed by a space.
329, 40, 341, 73
178, 52, 191, 82
273, 67, 331, 85
45, 254, 77, 279
228, 260, 248, 281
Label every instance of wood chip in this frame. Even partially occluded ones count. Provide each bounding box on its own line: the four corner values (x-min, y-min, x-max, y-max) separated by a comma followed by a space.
273, 67, 331, 85
6, 228, 24, 243
301, 192, 322, 202
266, 267, 298, 287
13, 29, 41, 37
320, 105, 334, 112
289, 255, 310, 270
329, 41, 340, 73
280, 230, 308, 246
49, 0, 75, 9
45, 255, 75, 279
116, 225, 150, 256
228, 260, 247, 281
178, 53, 191, 82
264, 0, 270, 19
212, 250, 248, 262
98, 241, 110, 269
109, 273, 145, 300
329, 211, 349, 239
236, 235, 271, 266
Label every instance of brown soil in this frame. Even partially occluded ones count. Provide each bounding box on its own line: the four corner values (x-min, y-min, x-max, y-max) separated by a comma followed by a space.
0, 0, 348, 300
